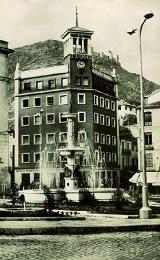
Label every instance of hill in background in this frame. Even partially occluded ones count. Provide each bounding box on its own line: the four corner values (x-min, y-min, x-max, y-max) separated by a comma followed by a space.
8, 39, 160, 128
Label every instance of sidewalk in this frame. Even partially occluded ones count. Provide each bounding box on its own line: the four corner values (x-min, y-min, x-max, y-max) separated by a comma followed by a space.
0, 216, 160, 235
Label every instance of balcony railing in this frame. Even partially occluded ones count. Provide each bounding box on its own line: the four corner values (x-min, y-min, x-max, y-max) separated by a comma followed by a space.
145, 145, 154, 150
122, 149, 131, 155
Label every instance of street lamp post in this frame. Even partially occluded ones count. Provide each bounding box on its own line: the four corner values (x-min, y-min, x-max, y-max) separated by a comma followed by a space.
128, 12, 153, 219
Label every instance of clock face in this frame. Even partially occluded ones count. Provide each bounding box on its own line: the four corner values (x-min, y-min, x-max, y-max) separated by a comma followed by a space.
77, 61, 85, 69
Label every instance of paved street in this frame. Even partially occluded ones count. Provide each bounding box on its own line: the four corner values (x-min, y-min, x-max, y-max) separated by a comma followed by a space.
0, 232, 160, 259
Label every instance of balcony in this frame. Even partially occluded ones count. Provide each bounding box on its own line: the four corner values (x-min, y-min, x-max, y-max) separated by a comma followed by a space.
122, 149, 131, 155
145, 145, 154, 150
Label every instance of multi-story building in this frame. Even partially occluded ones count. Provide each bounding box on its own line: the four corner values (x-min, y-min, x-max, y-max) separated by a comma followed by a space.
119, 126, 138, 188
118, 99, 137, 126
0, 40, 14, 192
130, 89, 160, 189
14, 18, 119, 190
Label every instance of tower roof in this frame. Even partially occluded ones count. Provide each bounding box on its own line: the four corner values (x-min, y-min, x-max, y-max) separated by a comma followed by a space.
61, 7, 94, 39
61, 26, 94, 39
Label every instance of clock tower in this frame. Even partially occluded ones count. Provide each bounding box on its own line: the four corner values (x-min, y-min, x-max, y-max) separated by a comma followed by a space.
61, 8, 94, 90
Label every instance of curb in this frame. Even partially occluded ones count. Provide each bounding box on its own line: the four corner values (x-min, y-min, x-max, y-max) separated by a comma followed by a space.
0, 216, 85, 221
0, 224, 160, 235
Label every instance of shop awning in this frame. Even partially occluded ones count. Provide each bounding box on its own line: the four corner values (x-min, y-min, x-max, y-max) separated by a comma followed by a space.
129, 171, 160, 186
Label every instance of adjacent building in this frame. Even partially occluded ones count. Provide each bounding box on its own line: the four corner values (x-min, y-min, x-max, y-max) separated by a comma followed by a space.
0, 40, 14, 192
119, 126, 138, 188
130, 90, 160, 190
14, 19, 120, 190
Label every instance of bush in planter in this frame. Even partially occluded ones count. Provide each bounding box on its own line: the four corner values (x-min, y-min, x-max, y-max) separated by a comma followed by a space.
80, 190, 96, 206
112, 188, 125, 210
43, 185, 55, 214
8, 183, 20, 206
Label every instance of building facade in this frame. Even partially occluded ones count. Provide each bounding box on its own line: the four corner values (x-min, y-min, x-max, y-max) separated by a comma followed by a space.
119, 126, 138, 188
130, 90, 160, 189
0, 40, 14, 192
14, 22, 119, 190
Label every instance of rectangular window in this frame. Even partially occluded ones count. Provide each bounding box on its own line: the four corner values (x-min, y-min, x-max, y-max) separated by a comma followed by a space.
22, 99, 29, 108
95, 132, 99, 143
36, 81, 43, 90
111, 101, 115, 111
46, 96, 54, 106
59, 132, 67, 143
24, 82, 31, 91
145, 153, 153, 168
94, 113, 99, 124
34, 134, 42, 145
46, 113, 55, 124
59, 113, 68, 123
127, 142, 131, 150
34, 153, 40, 163
83, 77, 89, 85
78, 93, 85, 104
48, 152, 54, 161
106, 152, 111, 162
75, 77, 81, 86
122, 141, 125, 150
22, 153, 30, 163
112, 153, 117, 163
34, 173, 40, 181
34, 97, 41, 107
46, 133, 55, 144
62, 78, 68, 87
101, 134, 105, 144
105, 99, 110, 109
49, 79, 56, 89
100, 114, 104, 125
78, 131, 86, 143
21, 116, 29, 126
112, 136, 116, 146
111, 117, 116, 127
144, 132, 152, 145
106, 135, 111, 145
34, 114, 42, 125
144, 112, 152, 126
78, 112, 86, 122
106, 116, 110, 126
84, 39, 88, 53
22, 135, 30, 145
59, 94, 68, 105
100, 97, 104, 107
94, 95, 98, 106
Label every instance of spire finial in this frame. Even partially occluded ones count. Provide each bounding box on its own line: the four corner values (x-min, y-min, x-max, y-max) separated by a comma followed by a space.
76, 6, 78, 27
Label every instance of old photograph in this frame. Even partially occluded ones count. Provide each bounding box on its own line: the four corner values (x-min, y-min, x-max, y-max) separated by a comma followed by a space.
0, 0, 160, 259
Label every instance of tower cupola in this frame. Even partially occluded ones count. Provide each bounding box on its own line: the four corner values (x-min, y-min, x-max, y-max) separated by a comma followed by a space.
61, 8, 94, 59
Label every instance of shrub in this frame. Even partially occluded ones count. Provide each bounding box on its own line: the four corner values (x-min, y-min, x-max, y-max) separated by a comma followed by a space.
112, 188, 125, 210
43, 185, 55, 214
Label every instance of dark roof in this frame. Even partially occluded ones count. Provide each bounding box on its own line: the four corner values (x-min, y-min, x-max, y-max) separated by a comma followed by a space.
61, 26, 94, 38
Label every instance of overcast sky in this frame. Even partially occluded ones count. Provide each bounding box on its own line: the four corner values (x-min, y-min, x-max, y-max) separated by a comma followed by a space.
0, 0, 159, 84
